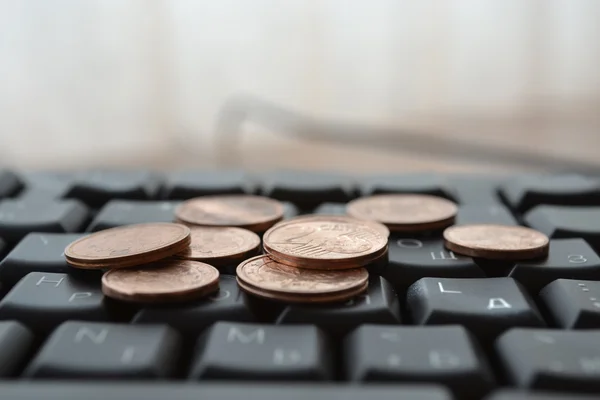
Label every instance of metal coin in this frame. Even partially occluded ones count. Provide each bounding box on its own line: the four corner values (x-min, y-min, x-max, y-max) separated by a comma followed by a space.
102, 259, 219, 303
346, 194, 458, 232
176, 226, 261, 266
65, 223, 191, 269
443, 224, 550, 260
175, 195, 284, 232
276, 214, 390, 238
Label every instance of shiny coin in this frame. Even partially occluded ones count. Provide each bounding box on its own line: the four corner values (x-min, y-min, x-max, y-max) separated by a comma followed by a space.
236, 255, 368, 303
277, 214, 390, 238
176, 226, 261, 266
443, 224, 549, 260
65, 223, 191, 269
347, 194, 458, 232
263, 216, 387, 269
175, 195, 284, 232
102, 259, 219, 303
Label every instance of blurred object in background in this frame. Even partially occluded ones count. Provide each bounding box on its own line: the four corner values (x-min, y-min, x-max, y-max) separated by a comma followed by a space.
0, 1, 599, 172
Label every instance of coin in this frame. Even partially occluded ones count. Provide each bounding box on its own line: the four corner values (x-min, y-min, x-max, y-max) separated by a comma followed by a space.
65, 223, 191, 269
176, 226, 261, 266
276, 214, 390, 238
263, 216, 387, 269
102, 259, 219, 303
175, 195, 284, 232
443, 224, 550, 260
236, 255, 368, 303
347, 194, 458, 232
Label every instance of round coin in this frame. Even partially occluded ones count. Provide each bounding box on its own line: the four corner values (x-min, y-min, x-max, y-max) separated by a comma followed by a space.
175, 195, 284, 232
65, 223, 191, 269
276, 214, 390, 238
102, 259, 219, 303
443, 224, 550, 260
347, 194, 458, 232
176, 226, 261, 266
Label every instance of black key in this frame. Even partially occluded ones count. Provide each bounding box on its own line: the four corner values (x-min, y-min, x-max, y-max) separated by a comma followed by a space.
496, 328, 600, 393
525, 206, 600, 251
312, 202, 346, 215
361, 174, 456, 200
88, 200, 180, 232
276, 276, 400, 336
387, 238, 484, 290
407, 277, 545, 342
24, 321, 182, 379
261, 170, 356, 209
0, 272, 109, 332
133, 275, 256, 337
448, 175, 504, 205
0, 170, 23, 198
0, 233, 98, 288
17, 171, 74, 202
189, 321, 331, 381
282, 201, 299, 220
509, 239, 600, 294
455, 204, 517, 226
345, 325, 494, 399
540, 279, 600, 329
0, 382, 454, 400
0, 321, 35, 376
162, 170, 254, 199
0, 199, 89, 245
500, 174, 600, 212
66, 170, 162, 208
486, 390, 599, 400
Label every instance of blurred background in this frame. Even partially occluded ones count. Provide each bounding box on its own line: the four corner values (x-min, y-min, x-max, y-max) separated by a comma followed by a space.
1, 1, 599, 173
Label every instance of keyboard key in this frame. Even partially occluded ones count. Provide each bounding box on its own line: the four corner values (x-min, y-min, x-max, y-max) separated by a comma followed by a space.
448, 175, 504, 205
501, 174, 600, 212
0, 272, 109, 332
282, 201, 299, 220
66, 170, 162, 208
261, 171, 357, 209
189, 321, 331, 381
525, 206, 600, 250
455, 204, 517, 226
0, 233, 98, 288
0, 170, 23, 198
312, 202, 346, 215
133, 275, 256, 337
17, 171, 74, 201
276, 276, 400, 336
407, 277, 545, 341
87, 200, 180, 232
510, 239, 600, 294
162, 170, 254, 199
0, 199, 90, 245
0, 321, 35, 376
0, 382, 454, 400
387, 238, 484, 290
540, 279, 600, 329
486, 390, 599, 400
361, 174, 456, 200
24, 321, 182, 379
345, 325, 494, 399
496, 328, 600, 393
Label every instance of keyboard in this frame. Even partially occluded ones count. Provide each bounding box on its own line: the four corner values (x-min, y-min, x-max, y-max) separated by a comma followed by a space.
1, 168, 600, 399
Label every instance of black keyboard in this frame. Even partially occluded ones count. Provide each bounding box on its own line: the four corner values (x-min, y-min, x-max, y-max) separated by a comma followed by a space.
3, 168, 600, 399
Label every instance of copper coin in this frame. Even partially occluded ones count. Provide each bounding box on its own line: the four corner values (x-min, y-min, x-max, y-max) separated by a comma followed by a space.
443, 224, 550, 260
102, 259, 219, 303
263, 216, 387, 268
65, 223, 191, 269
176, 226, 261, 266
276, 214, 390, 238
175, 195, 284, 232
346, 194, 458, 232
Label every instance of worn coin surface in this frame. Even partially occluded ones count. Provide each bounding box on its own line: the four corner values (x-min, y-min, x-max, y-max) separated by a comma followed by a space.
347, 194, 458, 232
175, 195, 284, 232
263, 216, 387, 268
279, 214, 390, 238
176, 226, 261, 265
65, 223, 191, 269
102, 259, 219, 303
443, 224, 549, 260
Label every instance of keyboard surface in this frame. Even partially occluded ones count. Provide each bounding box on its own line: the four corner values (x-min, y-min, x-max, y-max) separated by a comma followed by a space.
1, 169, 600, 399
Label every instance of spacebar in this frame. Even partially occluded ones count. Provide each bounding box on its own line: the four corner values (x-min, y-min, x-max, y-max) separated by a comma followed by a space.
0, 382, 451, 400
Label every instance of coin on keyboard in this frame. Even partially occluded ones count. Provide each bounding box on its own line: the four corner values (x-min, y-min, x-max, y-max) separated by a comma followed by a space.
263, 216, 388, 269
277, 214, 391, 238
346, 194, 458, 232
65, 223, 191, 269
102, 259, 219, 303
176, 226, 261, 266
443, 224, 550, 260
175, 195, 284, 232
236, 255, 368, 303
